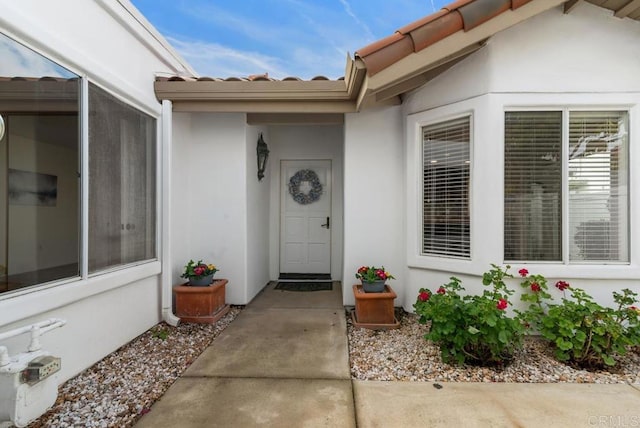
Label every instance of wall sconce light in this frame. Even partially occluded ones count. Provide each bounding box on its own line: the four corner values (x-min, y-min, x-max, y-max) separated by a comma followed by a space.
256, 133, 269, 181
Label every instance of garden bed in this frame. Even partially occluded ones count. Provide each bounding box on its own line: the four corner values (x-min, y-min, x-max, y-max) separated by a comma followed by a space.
347, 309, 640, 384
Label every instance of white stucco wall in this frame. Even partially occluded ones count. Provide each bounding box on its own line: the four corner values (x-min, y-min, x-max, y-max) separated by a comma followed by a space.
343, 106, 405, 305
0, 0, 190, 382
401, 2, 640, 311
171, 113, 249, 304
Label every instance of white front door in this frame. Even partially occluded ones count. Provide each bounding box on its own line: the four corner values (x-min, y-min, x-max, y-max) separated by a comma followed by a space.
280, 160, 331, 274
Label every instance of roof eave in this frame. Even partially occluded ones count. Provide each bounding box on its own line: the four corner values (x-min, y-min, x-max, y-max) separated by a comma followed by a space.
356, 0, 566, 107
154, 62, 368, 113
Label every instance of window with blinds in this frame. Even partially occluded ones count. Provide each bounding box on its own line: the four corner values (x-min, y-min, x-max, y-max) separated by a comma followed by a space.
504, 110, 629, 263
422, 116, 470, 258
504, 111, 562, 261
569, 111, 628, 262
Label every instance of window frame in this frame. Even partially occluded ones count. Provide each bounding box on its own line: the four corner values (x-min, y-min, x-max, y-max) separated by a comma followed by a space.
406, 105, 476, 272
0, 30, 161, 301
503, 106, 631, 266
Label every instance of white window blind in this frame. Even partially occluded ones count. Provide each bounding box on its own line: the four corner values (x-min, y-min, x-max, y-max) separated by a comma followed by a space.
569, 111, 628, 262
504, 110, 629, 264
422, 116, 470, 258
504, 111, 562, 261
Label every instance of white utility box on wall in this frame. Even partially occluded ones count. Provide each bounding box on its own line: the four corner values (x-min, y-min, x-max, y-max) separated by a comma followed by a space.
0, 318, 65, 427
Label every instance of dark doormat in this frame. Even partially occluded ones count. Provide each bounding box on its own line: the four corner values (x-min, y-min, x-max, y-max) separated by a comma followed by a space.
279, 273, 332, 280
275, 282, 333, 292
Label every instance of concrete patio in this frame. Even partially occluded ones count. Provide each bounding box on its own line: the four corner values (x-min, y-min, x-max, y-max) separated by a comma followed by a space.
136, 282, 640, 427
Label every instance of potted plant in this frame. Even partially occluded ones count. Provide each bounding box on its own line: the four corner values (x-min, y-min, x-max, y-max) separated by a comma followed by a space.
355, 265, 394, 293
181, 260, 218, 286
352, 265, 399, 329
174, 260, 229, 324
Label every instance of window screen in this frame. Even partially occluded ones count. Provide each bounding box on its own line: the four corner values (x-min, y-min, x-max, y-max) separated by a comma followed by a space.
89, 83, 156, 272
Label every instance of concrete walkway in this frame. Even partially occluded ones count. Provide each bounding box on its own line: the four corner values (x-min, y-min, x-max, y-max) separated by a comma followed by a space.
137, 282, 640, 428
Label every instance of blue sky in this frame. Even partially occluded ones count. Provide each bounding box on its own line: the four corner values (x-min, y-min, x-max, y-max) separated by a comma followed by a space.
130, 0, 449, 80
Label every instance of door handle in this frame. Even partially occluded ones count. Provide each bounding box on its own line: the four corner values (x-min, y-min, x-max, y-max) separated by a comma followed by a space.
321, 217, 330, 229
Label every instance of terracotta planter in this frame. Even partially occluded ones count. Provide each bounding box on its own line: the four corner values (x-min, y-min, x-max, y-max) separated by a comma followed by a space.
173, 279, 230, 324
352, 284, 400, 330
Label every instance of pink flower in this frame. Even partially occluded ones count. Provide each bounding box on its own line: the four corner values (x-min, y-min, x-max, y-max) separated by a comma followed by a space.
437, 286, 446, 295
193, 266, 205, 276
518, 268, 529, 277
376, 270, 387, 280
496, 298, 508, 310
530, 283, 541, 292
418, 291, 431, 302
555, 280, 570, 291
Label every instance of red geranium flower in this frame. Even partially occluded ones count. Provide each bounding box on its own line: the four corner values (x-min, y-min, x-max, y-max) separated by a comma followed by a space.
437, 286, 446, 295
530, 283, 541, 292
418, 291, 431, 302
496, 298, 508, 310
518, 268, 529, 277
358, 266, 368, 274
555, 280, 570, 291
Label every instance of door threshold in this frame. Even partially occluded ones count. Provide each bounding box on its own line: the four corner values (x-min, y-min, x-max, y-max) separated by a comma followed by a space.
278, 273, 331, 281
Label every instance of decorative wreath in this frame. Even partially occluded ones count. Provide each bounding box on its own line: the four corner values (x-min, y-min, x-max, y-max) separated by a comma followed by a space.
289, 169, 323, 205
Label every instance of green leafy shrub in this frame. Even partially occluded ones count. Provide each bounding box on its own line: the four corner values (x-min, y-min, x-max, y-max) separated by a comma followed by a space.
518, 268, 640, 369
413, 265, 524, 366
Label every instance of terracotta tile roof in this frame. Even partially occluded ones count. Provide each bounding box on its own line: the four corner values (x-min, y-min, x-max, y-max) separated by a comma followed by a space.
355, 0, 533, 76
155, 74, 340, 83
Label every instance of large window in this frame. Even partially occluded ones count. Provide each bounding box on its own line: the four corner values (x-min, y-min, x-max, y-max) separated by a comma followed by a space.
422, 116, 471, 258
0, 32, 157, 295
505, 110, 628, 263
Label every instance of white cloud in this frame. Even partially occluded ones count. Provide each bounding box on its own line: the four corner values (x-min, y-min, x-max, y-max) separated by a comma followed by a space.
167, 36, 291, 79
338, 0, 376, 42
